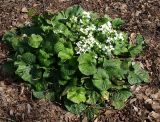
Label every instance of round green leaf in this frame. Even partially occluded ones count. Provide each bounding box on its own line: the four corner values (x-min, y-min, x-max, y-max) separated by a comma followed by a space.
58, 48, 73, 61
86, 91, 100, 104
111, 90, 132, 109
79, 63, 96, 76
78, 53, 96, 75
92, 68, 111, 91
67, 87, 86, 104
28, 34, 43, 48
21, 52, 36, 64
65, 101, 87, 115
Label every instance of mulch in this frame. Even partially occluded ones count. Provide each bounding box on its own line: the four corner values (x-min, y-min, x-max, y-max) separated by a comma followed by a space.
0, 0, 160, 122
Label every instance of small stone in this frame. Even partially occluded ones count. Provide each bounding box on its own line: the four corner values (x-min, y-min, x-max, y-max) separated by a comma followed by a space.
10, 109, 14, 115
22, 7, 28, 13
130, 98, 137, 104
133, 106, 138, 112
27, 104, 32, 113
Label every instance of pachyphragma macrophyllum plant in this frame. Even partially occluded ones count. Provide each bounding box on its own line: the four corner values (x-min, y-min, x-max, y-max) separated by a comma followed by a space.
2, 5, 149, 118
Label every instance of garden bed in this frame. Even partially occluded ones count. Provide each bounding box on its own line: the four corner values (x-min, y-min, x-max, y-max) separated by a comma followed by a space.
0, 0, 160, 122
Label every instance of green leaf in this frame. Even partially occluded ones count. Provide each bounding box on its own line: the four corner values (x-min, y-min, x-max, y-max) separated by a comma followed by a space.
114, 43, 128, 55
28, 34, 43, 48
133, 63, 149, 83
43, 69, 50, 78
139, 70, 149, 83
129, 45, 142, 57
79, 63, 96, 76
59, 80, 68, 85
85, 107, 99, 121
38, 49, 52, 67
67, 87, 86, 104
34, 81, 45, 91
14, 61, 32, 82
112, 18, 124, 29
136, 33, 144, 45
101, 90, 109, 101
33, 91, 45, 99
65, 101, 87, 115
60, 62, 76, 80
54, 41, 65, 53
103, 59, 124, 80
111, 90, 132, 109
128, 63, 149, 84
69, 5, 84, 16
63, 5, 84, 18
58, 48, 73, 61
86, 91, 100, 104
120, 60, 131, 74
2, 30, 16, 43
2, 62, 15, 75
21, 52, 36, 64
45, 92, 55, 101
128, 72, 142, 85
78, 53, 96, 75
92, 68, 111, 91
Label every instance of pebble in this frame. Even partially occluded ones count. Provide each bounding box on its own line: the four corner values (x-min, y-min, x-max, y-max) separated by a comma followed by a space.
133, 106, 139, 112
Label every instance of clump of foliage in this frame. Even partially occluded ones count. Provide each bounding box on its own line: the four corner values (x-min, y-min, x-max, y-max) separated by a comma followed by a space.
2, 5, 149, 118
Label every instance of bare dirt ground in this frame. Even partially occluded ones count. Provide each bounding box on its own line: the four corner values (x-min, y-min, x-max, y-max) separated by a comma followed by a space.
0, 0, 160, 122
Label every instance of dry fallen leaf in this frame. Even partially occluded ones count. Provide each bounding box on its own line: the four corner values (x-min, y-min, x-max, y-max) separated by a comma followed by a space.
21, 7, 28, 13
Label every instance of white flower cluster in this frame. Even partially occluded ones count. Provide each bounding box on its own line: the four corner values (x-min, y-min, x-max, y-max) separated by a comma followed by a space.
70, 11, 91, 24
70, 16, 78, 23
82, 11, 91, 19
76, 33, 101, 54
79, 24, 96, 35
98, 21, 112, 34
98, 22, 125, 42
70, 12, 126, 56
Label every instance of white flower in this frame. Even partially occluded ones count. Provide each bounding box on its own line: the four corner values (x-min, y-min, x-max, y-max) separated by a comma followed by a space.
119, 33, 124, 40
79, 19, 83, 23
107, 21, 112, 29
82, 11, 91, 18
106, 38, 111, 43
25, 21, 32, 26
70, 16, 78, 22
22, 34, 27, 37
80, 28, 84, 32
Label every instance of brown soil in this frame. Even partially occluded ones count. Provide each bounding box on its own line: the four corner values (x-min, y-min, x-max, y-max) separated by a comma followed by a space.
0, 0, 160, 122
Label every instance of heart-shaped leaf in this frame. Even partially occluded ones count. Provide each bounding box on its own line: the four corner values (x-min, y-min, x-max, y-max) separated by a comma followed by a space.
92, 68, 111, 91
67, 87, 86, 104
